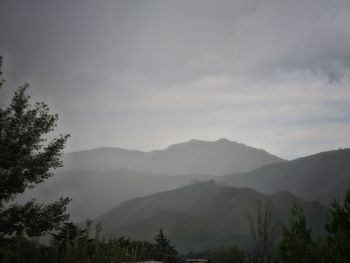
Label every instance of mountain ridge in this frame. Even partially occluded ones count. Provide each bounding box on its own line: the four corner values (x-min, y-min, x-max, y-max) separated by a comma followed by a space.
222, 148, 350, 204
66, 138, 281, 158
93, 180, 327, 252
62, 138, 284, 176
20, 146, 350, 222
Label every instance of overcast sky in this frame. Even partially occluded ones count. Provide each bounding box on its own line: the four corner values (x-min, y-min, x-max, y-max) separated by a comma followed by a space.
1, 0, 350, 159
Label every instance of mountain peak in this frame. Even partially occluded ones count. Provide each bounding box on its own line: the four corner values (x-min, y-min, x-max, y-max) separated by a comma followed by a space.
215, 138, 232, 143
63, 138, 283, 175
186, 138, 234, 144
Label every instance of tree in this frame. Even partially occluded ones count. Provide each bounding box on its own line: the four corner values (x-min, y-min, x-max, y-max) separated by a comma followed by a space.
278, 203, 312, 263
0, 56, 70, 241
153, 228, 179, 263
51, 221, 92, 250
248, 201, 278, 263
324, 184, 350, 263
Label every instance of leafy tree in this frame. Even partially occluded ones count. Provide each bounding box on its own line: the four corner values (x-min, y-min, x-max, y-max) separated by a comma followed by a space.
1, 236, 43, 263
153, 228, 179, 263
324, 185, 350, 263
0, 56, 70, 243
278, 203, 312, 263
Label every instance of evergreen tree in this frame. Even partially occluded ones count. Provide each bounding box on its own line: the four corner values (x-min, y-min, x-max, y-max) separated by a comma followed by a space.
153, 228, 179, 263
51, 221, 92, 251
278, 203, 312, 263
324, 185, 350, 263
0, 57, 70, 243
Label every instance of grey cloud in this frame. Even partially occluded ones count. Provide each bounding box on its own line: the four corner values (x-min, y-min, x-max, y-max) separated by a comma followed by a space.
2, 0, 350, 83
1, 0, 350, 158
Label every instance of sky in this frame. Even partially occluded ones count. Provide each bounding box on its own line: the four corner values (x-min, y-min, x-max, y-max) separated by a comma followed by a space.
1, 0, 350, 159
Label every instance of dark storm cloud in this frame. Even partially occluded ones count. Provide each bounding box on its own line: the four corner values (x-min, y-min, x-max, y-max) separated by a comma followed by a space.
1, 0, 350, 158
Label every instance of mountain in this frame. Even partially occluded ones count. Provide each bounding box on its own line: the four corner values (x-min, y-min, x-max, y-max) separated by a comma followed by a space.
19, 144, 349, 224
94, 181, 327, 252
62, 139, 283, 176
15, 169, 214, 221
221, 148, 350, 205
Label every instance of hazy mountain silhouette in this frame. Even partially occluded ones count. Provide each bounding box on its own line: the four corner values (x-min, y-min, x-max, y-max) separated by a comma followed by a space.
19, 143, 349, 222
222, 148, 350, 205
15, 169, 214, 221
62, 139, 283, 176
94, 181, 327, 252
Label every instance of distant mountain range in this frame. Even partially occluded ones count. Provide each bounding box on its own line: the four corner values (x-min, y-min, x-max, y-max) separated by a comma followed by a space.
16, 138, 350, 252
222, 148, 350, 205
62, 138, 283, 176
18, 140, 350, 224
17, 139, 282, 221
94, 181, 327, 252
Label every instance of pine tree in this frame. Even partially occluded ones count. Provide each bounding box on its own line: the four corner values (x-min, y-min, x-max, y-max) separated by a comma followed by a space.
0, 57, 70, 243
52, 222, 91, 249
153, 228, 179, 263
324, 185, 350, 263
278, 203, 312, 263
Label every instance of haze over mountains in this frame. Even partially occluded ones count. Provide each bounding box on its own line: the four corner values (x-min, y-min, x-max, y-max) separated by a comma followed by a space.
19, 139, 281, 221
18, 170, 215, 221
95, 181, 327, 252
62, 138, 283, 176
18, 139, 350, 226
222, 148, 350, 205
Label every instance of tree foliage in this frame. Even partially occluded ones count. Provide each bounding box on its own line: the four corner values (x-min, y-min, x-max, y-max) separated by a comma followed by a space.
278, 202, 312, 263
324, 185, 350, 262
153, 228, 179, 263
1, 224, 178, 263
0, 57, 70, 241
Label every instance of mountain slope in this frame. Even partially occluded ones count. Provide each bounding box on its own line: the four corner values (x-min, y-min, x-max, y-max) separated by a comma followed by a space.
62, 139, 283, 176
221, 148, 350, 204
94, 181, 327, 252
15, 169, 214, 221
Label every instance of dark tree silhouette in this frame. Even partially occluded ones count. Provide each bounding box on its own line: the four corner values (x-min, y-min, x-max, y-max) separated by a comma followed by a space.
325, 184, 350, 262
153, 228, 179, 263
248, 201, 278, 263
278, 203, 312, 263
52, 221, 91, 248
0, 57, 70, 241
